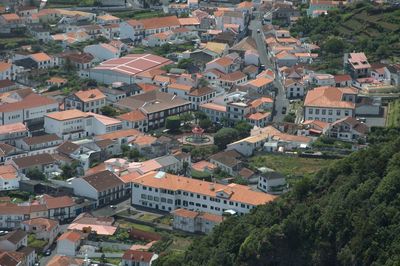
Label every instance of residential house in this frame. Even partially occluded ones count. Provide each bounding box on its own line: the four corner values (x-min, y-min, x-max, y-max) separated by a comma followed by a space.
0, 93, 58, 126
210, 150, 242, 175
0, 165, 19, 191
114, 91, 191, 130
57, 52, 94, 70
0, 79, 18, 93
327, 116, 369, 142
7, 153, 58, 175
205, 53, 241, 74
47, 255, 84, 266
122, 250, 158, 266
199, 102, 226, 123
21, 218, 60, 244
64, 88, 106, 114
284, 79, 304, 98
0, 123, 29, 145
71, 170, 125, 208
172, 208, 223, 234
56, 231, 83, 256
16, 134, 62, 152
219, 71, 248, 90
0, 230, 27, 251
334, 74, 352, 87
0, 61, 16, 80
257, 167, 286, 193
83, 43, 121, 62
117, 110, 148, 132
304, 86, 358, 122
344, 52, 371, 78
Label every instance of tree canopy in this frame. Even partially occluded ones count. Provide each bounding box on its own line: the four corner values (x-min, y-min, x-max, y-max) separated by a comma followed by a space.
214, 128, 239, 150
155, 129, 400, 265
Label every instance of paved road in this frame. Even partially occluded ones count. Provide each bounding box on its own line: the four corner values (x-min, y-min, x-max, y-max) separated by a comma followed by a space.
249, 18, 289, 123
91, 198, 131, 217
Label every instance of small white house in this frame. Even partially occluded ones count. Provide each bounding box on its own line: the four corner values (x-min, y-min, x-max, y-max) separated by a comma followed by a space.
83, 43, 120, 62
56, 231, 82, 256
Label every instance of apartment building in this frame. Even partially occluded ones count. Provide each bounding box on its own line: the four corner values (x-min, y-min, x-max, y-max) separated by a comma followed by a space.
130, 171, 276, 216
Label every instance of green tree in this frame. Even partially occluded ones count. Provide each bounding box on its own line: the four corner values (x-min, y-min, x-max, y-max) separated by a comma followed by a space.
100, 105, 118, 117
198, 78, 209, 88
323, 37, 345, 54
234, 121, 252, 138
214, 128, 239, 150
61, 163, 78, 179
283, 113, 296, 123
199, 118, 212, 131
177, 58, 193, 69
26, 169, 45, 180
165, 116, 181, 132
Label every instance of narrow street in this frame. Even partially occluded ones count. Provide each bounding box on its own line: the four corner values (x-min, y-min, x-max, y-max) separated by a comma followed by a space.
249, 17, 289, 123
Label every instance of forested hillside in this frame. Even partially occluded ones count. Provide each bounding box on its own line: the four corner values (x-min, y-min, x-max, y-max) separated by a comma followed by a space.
154, 129, 400, 266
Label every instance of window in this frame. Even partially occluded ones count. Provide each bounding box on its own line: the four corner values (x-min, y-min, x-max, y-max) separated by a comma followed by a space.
167, 199, 173, 204
315, 109, 319, 115
336, 110, 341, 116
322, 109, 326, 115
328, 109, 333, 115
141, 194, 146, 199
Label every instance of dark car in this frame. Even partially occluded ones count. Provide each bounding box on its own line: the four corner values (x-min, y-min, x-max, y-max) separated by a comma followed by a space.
282, 107, 287, 114
43, 249, 51, 256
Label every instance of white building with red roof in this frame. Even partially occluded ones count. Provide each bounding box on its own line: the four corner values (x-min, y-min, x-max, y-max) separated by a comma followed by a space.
56, 231, 83, 256
82, 54, 173, 85
83, 43, 121, 62
344, 52, 371, 79
304, 86, 358, 122
0, 61, 15, 80
44, 109, 123, 140
0, 93, 58, 126
64, 88, 106, 114
0, 165, 19, 191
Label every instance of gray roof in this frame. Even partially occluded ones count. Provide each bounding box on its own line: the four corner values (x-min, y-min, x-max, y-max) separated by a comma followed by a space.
81, 170, 124, 192
155, 155, 179, 167
0, 230, 27, 245
12, 153, 56, 169
116, 91, 190, 114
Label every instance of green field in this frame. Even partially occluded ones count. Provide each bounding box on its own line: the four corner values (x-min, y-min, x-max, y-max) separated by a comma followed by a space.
250, 154, 336, 178
387, 100, 400, 127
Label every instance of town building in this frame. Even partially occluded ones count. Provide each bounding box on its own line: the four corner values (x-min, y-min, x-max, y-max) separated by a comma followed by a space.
304, 86, 358, 122
81, 54, 173, 85
71, 170, 125, 208
172, 208, 223, 234
114, 91, 191, 130
64, 88, 106, 114
122, 250, 158, 266
130, 171, 276, 215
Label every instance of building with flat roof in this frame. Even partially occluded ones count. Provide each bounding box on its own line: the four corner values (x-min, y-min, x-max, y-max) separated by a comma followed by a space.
81, 54, 173, 84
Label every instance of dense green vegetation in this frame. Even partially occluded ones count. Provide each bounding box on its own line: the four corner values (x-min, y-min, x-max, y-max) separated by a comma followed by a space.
291, 2, 400, 73
387, 99, 400, 127
155, 129, 400, 265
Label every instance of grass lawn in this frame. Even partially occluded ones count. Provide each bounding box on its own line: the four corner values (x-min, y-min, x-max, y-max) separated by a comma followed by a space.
28, 234, 48, 250
387, 99, 400, 127
167, 235, 195, 252
117, 220, 156, 232
137, 213, 159, 223
250, 154, 336, 178
155, 215, 173, 226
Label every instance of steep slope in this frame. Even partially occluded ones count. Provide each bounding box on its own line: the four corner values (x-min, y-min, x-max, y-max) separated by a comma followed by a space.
154, 129, 400, 266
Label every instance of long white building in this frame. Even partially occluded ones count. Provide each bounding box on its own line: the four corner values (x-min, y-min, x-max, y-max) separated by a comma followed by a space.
44, 109, 122, 140
130, 171, 276, 216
